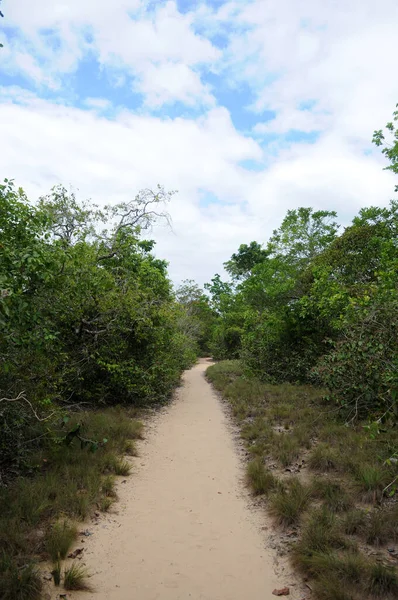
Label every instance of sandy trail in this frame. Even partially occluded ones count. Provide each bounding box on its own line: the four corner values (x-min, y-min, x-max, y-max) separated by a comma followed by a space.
73, 359, 287, 600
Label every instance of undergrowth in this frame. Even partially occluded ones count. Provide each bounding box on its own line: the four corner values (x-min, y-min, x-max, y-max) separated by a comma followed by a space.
0, 406, 143, 599
207, 360, 398, 600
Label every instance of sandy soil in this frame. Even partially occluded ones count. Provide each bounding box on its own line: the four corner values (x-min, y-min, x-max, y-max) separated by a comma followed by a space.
71, 359, 301, 600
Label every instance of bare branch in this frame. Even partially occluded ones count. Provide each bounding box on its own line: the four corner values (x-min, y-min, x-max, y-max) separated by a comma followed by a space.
0, 391, 56, 422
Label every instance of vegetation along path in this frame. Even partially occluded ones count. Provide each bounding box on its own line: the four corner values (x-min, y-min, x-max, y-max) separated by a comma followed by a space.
74, 359, 289, 600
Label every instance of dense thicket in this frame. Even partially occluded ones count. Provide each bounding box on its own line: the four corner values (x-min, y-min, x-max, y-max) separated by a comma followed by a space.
206, 105, 398, 420
0, 182, 204, 481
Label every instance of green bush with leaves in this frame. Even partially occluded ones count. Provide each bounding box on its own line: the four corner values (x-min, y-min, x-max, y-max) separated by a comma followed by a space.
206, 103, 398, 423
0, 181, 200, 481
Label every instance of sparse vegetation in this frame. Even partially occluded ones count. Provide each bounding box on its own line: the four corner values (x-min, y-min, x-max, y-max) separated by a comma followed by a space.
64, 562, 93, 591
207, 359, 398, 600
246, 459, 277, 495
0, 407, 143, 598
113, 458, 132, 476
365, 563, 398, 598
0, 553, 42, 600
308, 444, 340, 472
45, 520, 77, 561
311, 478, 353, 512
269, 479, 311, 527
341, 509, 366, 535
51, 560, 62, 586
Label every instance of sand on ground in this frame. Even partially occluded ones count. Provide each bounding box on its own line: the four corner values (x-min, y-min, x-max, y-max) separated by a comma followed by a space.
72, 359, 293, 600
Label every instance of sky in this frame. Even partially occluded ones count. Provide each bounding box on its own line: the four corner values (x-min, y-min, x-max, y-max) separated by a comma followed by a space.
0, 0, 397, 286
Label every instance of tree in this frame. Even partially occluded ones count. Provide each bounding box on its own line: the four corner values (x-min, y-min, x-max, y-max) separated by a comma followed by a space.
373, 103, 398, 191
267, 207, 339, 263
224, 241, 268, 280
0, 180, 199, 480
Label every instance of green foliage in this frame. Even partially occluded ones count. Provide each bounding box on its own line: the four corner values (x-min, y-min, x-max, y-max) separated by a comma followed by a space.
246, 459, 277, 495
45, 520, 77, 561
373, 103, 398, 192
208, 360, 398, 600
224, 241, 268, 280
0, 553, 42, 600
0, 407, 142, 595
0, 181, 200, 481
206, 107, 398, 423
175, 279, 216, 355
269, 478, 311, 526
64, 563, 92, 591
208, 192, 398, 423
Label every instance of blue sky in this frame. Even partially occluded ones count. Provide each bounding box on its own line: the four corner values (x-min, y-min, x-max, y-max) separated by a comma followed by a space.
0, 0, 397, 284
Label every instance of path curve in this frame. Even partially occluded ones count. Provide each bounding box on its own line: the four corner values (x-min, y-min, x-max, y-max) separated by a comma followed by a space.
74, 360, 286, 600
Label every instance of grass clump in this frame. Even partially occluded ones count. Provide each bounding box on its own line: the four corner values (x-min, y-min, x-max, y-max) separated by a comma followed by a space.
99, 496, 114, 512
271, 434, 300, 467
206, 361, 398, 600
102, 475, 117, 497
123, 439, 138, 456
269, 478, 311, 527
364, 509, 397, 547
295, 508, 349, 560
365, 562, 398, 598
0, 407, 141, 596
308, 443, 339, 472
0, 553, 42, 600
246, 460, 277, 495
64, 562, 93, 591
113, 459, 131, 476
341, 509, 366, 535
206, 360, 244, 391
311, 575, 355, 600
311, 478, 353, 512
51, 560, 62, 586
355, 464, 387, 502
45, 519, 77, 561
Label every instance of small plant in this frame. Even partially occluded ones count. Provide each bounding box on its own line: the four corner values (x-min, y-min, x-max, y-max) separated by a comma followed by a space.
99, 496, 114, 512
246, 459, 276, 495
341, 509, 366, 535
296, 549, 365, 582
294, 508, 349, 565
123, 440, 137, 456
271, 434, 300, 467
45, 519, 77, 561
355, 464, 387, 502
64, 562, 93, 591
102, 475, 116, 497
0, 553, 42, 600
129, 420, 144, 440
308, 444, 338, 471
365, 562, 398, 598
311, 478, 353, 512
269, 478, 311, 527
364, 510, 395, 546
113, 459, 131, 476
312, 575, 354, 600
51, 560, 62, 586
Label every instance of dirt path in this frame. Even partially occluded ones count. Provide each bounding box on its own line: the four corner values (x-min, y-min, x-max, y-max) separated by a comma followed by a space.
73, 360, 293, 600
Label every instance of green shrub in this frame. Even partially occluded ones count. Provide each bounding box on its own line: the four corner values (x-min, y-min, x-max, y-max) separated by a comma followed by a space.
246, 460, 277, 495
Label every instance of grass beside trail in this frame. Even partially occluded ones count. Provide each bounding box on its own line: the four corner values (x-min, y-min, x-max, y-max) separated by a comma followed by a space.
207, 360, 398, 600
0, 407, 143, 599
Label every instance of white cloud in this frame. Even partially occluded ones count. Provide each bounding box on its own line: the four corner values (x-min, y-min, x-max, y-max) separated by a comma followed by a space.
1, 0, 397, 285
135, 62, 214, 108
3, 0, 219, 106
0, 88, 394, 285
84, 97, 111, 110
214, 0, 398, 146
